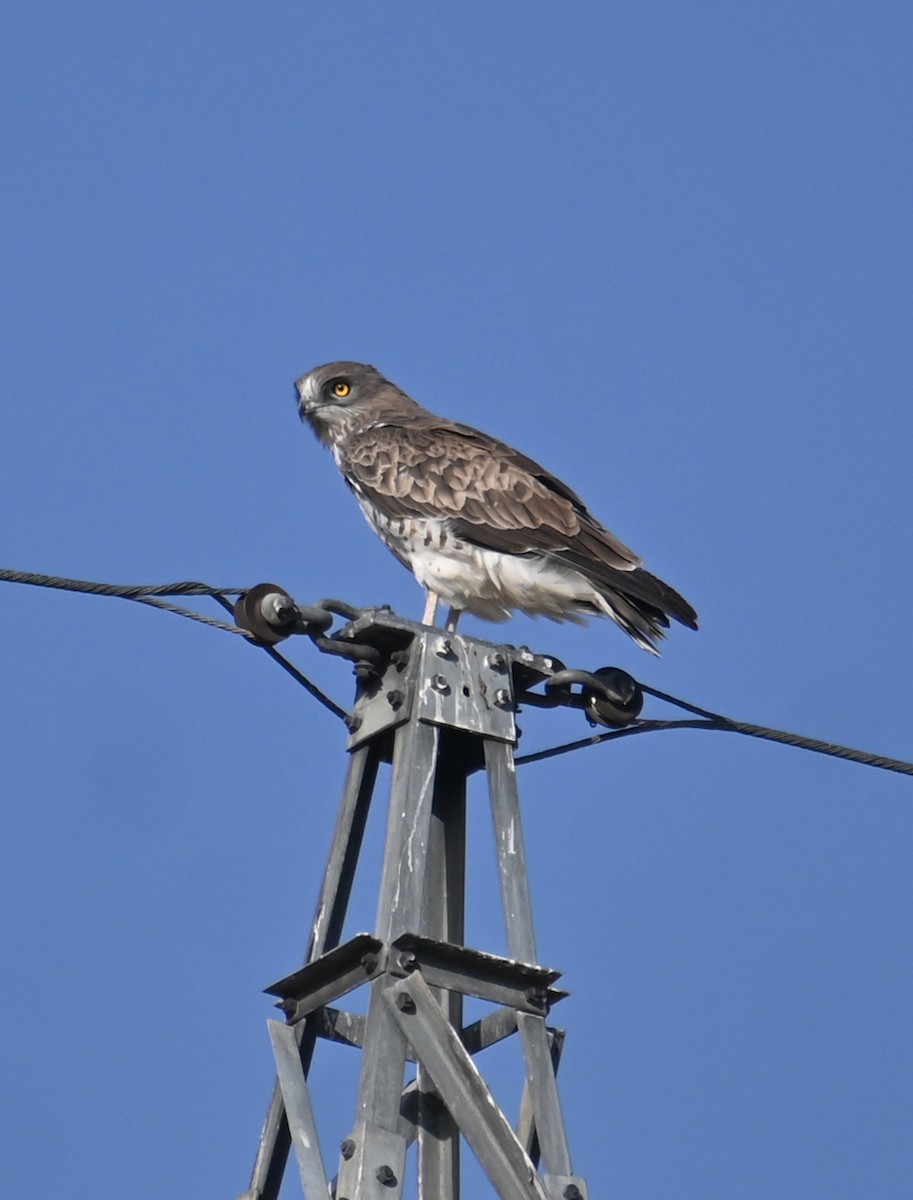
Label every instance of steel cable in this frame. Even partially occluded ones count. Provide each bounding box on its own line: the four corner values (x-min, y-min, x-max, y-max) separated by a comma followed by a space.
4, 568, 911, 776
1, 568, 348, 723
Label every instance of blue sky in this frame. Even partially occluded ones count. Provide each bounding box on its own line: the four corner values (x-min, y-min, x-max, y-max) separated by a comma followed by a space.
2, 4, 912, 1197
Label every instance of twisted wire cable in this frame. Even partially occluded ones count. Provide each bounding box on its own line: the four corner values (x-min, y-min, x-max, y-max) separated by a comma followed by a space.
3, 568, 911, 776
515, 711, 913, 777
1, 568, 348, 722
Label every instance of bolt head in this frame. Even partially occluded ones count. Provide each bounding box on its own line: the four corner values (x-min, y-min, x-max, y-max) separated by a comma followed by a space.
395, 991, 416, 1013
485, 651, 507, 670
563, 1187, 582, 1200
376, 1164, 397, 1186
430, 673, 450, 693
493, 688, 512, 708
433, 637, 453, 657
340, 1137, 356, 1160
263, 593, 297, 625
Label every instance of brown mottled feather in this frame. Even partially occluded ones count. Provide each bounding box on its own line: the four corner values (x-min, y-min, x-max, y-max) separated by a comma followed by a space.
340, 418, 639, 569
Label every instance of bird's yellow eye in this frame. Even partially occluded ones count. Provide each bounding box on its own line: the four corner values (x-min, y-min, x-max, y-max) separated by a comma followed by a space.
332, 381, 351, 398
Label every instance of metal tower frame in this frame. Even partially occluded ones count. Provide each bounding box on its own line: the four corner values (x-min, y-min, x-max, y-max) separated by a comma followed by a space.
239, 608, 589, 1200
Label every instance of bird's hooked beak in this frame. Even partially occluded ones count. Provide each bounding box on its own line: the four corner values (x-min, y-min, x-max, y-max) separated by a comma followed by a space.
295, 374, 319, 422
296, 372, 339, 448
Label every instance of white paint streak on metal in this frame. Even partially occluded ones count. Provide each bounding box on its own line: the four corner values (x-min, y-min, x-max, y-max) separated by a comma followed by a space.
311, 904, 326, 944
405, 750, 436, 878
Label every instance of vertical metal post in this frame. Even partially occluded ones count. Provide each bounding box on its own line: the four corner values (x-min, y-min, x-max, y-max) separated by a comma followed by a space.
335, 719, 441, 1200
417, 731, 466, 1200
486, 740, 583, 1197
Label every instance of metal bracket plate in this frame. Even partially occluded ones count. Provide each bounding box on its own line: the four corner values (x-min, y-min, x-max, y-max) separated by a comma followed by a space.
416, 632, 516, 741
338, 611, 524, 745
347, 650, 416, 751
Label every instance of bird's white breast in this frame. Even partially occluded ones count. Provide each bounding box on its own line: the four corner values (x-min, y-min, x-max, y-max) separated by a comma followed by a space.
355, 495, 606, 624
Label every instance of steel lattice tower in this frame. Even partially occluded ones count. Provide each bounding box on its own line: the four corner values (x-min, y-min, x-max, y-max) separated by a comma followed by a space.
239, 608, 589, 1200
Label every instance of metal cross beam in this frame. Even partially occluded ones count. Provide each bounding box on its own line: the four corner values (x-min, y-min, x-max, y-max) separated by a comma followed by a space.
239, 610, 588, 1200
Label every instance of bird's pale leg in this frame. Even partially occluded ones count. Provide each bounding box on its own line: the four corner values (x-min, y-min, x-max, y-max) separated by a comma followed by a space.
444, 607, 462, 632
422, 591, 439, 626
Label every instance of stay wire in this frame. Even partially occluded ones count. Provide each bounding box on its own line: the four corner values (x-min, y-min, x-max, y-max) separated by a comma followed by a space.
208, 593, 348, 722
639, 683, 913, 775
0, 568, 246, 600
515, 693, 913, 777
1, 568, 349, 724
0, 568, 250, 635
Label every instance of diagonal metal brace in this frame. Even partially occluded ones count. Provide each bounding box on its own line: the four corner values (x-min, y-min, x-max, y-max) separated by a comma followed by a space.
268, 1020, 331, 1200
384, 972, 549, 1200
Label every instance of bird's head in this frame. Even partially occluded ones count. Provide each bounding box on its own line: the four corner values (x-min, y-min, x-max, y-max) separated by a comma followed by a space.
296, 361, 403, 447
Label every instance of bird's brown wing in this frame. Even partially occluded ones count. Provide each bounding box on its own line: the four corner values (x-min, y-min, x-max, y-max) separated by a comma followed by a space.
340, 416, 698, 631
339, 417, 643, 572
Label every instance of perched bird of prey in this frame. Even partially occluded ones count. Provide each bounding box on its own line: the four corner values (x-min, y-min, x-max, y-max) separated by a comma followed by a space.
296, 361, 697, 653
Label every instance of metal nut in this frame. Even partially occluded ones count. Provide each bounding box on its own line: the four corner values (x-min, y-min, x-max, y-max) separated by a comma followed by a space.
430, 674, 450, 693
340, 1137, 356, 1160
397, 949, 418, 973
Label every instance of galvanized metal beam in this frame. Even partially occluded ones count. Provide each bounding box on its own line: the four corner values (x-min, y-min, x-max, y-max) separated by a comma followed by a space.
486, 738, 577, 1188
265, 934, 385, 1022
518, 1028, 565, 1162
336, 717, 441, 1200
417, 751, 465, 1200
385, 972, 549, 1200
268, 1020, 330, 1200
389, 932, 565, 1012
